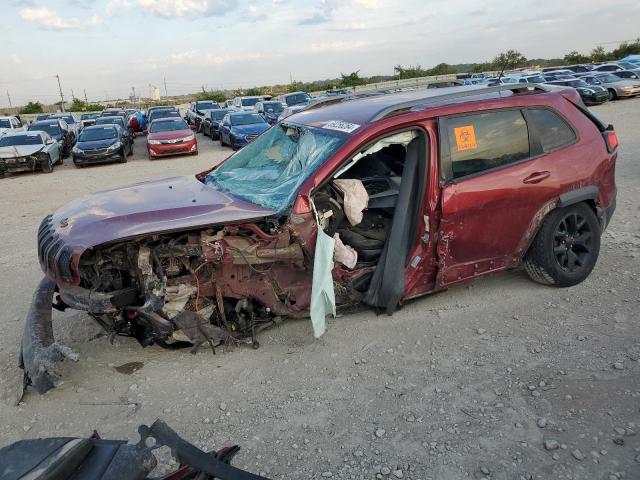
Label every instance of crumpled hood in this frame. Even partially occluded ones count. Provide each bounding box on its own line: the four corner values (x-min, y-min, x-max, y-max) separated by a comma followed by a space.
0, 144, 44, 159
50, 175, 276, 249
231, 123, 269, 136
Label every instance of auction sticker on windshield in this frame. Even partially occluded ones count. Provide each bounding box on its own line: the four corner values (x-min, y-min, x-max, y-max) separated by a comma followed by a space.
323, 120, 360, 133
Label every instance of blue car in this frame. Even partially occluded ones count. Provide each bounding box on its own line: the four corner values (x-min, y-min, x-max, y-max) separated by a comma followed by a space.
218, 112, 270, 149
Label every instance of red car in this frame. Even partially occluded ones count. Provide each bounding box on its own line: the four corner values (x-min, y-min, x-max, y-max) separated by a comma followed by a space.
146, 117, 197, 159
24, 84, 617, 393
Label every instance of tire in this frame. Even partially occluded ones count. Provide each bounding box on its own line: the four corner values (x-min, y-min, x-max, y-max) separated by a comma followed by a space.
119, 148, 127, 163
42, 154, 54, 173
524, 203, 601, 287
128, 143, 134, 156
219, 135, 225, 147
608, 89, 617, 101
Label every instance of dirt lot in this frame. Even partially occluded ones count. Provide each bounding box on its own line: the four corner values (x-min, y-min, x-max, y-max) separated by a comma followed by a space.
1, 100, 639, 480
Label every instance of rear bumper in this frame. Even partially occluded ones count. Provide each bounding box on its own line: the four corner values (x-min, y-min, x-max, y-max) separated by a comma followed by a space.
148, 140, 197, 157
583, 92, 609, 105
616, 88, 640, 97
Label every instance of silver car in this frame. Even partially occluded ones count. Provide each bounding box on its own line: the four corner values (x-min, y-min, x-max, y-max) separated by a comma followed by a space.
0, 130, 61, 176
581, 73, 640, 100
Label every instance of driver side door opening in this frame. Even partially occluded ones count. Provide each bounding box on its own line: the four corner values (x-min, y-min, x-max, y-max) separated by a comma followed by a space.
310, 127, 429, 315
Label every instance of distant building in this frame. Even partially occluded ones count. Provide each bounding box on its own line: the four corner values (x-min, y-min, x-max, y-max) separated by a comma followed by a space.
149, 84, 161, 101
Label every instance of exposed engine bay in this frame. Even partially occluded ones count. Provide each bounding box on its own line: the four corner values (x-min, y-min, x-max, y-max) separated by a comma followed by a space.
21, 129, 425, 394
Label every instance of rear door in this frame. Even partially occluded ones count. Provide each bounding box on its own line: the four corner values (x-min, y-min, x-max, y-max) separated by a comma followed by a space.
435, 107, 577, 287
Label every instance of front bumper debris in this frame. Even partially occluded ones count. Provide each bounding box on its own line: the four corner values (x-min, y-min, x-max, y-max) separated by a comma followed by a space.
19, 277, 78, 395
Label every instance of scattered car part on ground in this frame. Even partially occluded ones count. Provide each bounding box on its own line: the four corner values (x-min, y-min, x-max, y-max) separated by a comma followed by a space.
202, 108, 233, 139
0, 130, 60, 176
21, 84, 617, 394
72, 124, 133, 167
147, 118, 198, 158
0, 418, 270, 480
218, 111, 270, 149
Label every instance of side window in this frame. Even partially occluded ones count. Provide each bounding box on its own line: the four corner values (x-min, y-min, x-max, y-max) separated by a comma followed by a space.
440, 110, 530, 181
526, 108, 577, 153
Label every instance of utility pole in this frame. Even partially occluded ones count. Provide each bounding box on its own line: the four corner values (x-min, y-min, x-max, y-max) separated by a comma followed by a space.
6, 91, 12, 109
55, 74, 65, 112
201, 85, 206, 93
289, 72, 293, 84
71, 89, 76, 101
163, 76, 168, 97
84, 89, 88, 103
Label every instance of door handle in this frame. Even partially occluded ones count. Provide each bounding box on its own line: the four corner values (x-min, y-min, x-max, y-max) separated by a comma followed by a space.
523, 171, 550, 184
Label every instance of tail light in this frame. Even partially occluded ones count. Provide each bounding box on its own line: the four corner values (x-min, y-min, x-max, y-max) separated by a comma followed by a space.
603, 126, 618, 153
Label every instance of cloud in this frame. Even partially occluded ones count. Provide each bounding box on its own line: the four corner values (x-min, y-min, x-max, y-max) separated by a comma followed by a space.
136, 0, 238, 18
352, 0, 382, 7
309, 40, 371, 52
298, 12, 330, 25
298, 0, 382, 26
19, 7, 100, 30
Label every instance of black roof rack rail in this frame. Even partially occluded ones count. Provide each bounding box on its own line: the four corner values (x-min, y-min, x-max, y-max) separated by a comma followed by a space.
368, 84, 551, 122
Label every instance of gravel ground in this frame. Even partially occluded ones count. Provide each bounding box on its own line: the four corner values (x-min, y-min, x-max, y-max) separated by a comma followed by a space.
0, 99, 639, 480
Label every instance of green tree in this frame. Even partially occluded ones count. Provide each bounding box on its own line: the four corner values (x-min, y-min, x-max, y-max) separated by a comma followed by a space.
471, 62, 493, 73
339, 71, 365, 87
394, 64, 427, 79
563, 50, 590, 65
19, 101, 44, 114
492, 50, 528, 70
69, 98, 104, 112
195, 90, 226, 103
611, 39, 640, 59
426, 63, 457, 76
590, 46, 609, 63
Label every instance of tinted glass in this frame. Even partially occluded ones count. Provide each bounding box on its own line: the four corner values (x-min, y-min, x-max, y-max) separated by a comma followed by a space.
0, 133, 43, 146
150, 119, 189, 132
196, 101, 219, 110
0, 119, 11, 128
526, 108, 576, 153
28, 124, 61, 136
96, 117, 125, 127
241, 98, 260, 107
231, 113, 265, 126
442, 110, 530, 180
79, 126, 118, 142
284, 93, 311, 106
210, 110, 229, 121
262, 102, 284, 113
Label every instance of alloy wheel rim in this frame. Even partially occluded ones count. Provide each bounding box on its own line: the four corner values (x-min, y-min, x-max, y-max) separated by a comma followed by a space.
553, 212, 593, 273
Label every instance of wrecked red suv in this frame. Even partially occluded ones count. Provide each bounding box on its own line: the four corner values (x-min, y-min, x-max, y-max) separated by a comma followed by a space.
23, 85, 617, 393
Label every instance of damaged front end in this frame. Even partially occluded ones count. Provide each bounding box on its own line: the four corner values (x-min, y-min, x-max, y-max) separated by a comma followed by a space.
22, 219, 315, 393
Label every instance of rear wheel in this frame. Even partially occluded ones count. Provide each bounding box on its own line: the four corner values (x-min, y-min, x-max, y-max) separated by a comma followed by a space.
524, 203, 600, 287
119, 148, 127, 163
219, 135, 225, 147
608, 89, 617, 101
128, 143, 134, 156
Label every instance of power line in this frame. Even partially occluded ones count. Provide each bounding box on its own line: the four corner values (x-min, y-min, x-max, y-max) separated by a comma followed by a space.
55, 74, 65, 112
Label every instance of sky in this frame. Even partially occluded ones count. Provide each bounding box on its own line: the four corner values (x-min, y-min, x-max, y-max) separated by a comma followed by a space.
1, 0, 639, 107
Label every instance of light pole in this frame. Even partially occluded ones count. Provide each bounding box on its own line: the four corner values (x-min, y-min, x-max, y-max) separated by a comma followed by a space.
55, 74, 65, 112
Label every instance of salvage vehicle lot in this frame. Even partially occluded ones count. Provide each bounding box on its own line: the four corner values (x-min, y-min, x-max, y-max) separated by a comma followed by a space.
0, 98, 639, 479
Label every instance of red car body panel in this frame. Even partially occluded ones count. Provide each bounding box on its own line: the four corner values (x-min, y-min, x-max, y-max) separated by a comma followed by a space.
40, 175, 276, 286
147, 129, 197, 157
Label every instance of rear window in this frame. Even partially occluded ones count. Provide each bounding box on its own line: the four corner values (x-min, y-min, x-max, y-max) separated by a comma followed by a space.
525, 108, 577, 153
150, 119, 189, 132
440, 110, 530, 181
0, 133, 43, 146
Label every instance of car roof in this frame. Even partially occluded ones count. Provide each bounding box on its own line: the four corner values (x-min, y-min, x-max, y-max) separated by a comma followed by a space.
0, 115, 17, 119
3, 130, 42, 137
30, 119, 61, 125
290, 84, 561, 129
84, 124, 117, 130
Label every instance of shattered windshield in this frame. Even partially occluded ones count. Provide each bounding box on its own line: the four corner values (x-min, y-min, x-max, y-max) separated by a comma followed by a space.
205, 123, 347, 211
0, 134, 43, 146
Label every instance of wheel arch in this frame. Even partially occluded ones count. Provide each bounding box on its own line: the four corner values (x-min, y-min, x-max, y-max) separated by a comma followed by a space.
516, 186, 600, 259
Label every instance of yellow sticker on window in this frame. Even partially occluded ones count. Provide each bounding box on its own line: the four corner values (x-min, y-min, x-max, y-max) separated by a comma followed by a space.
454, 125, 477, 151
